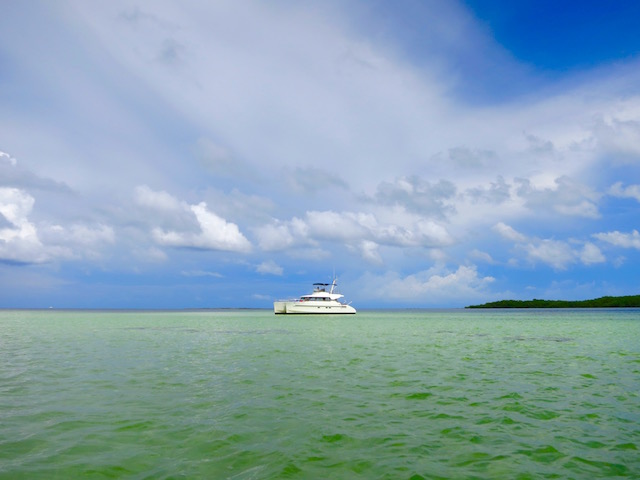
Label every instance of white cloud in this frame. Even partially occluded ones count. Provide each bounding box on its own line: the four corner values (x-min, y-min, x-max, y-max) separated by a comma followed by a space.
134, 185, 183, 212
0, 187, 114, 264
524, 239, 577, 270
255, 220, 300, 251
358, 240, 382, 265
46, 224, 115, 247
494, 222, 607, 269
256, 260, 283, 276
414, 220, 453, 246
256, 209, 454, 255
306, 210, 371, 242
360, 265, 494, 303
469, 249, 494, 263
593, 117, 640, 161
41, 224, 115, 261
347, 240, 384, 265
580, 242, 606, 265
309, 210, 454, 248
0, 150, 17, 166
371, 176, 456, 218
594, 230, 640, 250
493, 222, 527, 243
609, 182, 640, 202
134, 186, 252, 253
515, 176, 600, 219
524, 133, 555, 155
0, 187, 49, 263
465, 176, 511, 205
0, 187, 35, 229
153, 202, 251, 253
2, 2, 640, 305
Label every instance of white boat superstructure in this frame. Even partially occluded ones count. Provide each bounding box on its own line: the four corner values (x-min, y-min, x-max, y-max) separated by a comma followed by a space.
274, 279, 356, 314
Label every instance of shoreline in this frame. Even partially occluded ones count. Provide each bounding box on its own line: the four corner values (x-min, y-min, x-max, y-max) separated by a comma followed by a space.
466, 294, 640, 309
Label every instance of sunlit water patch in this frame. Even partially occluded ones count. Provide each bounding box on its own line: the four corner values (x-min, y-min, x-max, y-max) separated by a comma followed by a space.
1, 309, 639, 479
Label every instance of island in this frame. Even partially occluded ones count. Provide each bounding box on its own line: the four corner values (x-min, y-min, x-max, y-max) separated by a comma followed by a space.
466, 295, 640, 309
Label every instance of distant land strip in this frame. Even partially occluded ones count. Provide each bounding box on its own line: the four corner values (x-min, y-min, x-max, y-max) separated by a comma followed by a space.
466, 295, 640, 309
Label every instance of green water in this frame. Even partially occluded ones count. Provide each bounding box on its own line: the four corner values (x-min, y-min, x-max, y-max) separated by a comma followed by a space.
1, 309, 639, 479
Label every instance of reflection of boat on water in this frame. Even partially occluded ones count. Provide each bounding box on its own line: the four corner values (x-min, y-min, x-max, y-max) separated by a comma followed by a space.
273, 279, 356, 315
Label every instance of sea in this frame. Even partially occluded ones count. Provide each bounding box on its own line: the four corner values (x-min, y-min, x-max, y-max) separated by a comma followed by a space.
1, 308, 639, 479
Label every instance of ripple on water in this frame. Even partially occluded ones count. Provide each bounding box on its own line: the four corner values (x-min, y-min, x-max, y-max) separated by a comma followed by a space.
1, 309, 640, 479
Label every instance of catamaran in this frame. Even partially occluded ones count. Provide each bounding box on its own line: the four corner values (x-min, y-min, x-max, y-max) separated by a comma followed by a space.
273, 279, 356, 314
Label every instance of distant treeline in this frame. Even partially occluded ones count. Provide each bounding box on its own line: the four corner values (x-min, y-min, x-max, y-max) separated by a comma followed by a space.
467, 295, 640, 309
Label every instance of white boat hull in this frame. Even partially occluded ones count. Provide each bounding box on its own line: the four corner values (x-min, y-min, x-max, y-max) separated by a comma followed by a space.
273, 300, 356, 314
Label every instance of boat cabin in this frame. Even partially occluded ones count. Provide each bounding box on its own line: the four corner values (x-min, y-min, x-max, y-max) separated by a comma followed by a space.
313, 283, 330, 292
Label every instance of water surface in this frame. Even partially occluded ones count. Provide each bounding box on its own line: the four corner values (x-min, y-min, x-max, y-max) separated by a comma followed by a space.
1, 309, 639, 478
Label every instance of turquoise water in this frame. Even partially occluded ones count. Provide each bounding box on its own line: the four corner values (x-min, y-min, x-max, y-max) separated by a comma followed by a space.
1, 309, 639, 479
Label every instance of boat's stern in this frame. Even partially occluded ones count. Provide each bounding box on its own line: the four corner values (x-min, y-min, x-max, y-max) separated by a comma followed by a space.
273, 301, 287, 314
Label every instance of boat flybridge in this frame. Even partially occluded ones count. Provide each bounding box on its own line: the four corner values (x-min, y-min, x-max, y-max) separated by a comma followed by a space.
274, 279, 356, 314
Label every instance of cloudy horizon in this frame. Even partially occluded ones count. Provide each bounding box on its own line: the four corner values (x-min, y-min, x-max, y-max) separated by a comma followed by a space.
2, 0, 640, 308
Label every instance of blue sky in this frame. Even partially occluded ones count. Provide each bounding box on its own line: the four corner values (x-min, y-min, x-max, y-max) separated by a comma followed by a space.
1, 0, 640, 308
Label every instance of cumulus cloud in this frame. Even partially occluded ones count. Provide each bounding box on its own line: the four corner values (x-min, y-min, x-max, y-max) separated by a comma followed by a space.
355, 240, 383, 265
0, 187, 114, 264
465, 176, 511, 204
307, 210, 454, 247
153, 202, 251, 252
2, 2, 640, 305
580, 242, 606, 265
469, 249, 494, 263
524, 239, 577, 270
306, 210, 372, 241
0, 151, 16, 166
594, 230, 640, 250
494, 221, 606, 269
134, 186, 252, 253
493, 222, 527, 243
359, 265, 494, 303
370, 176, 456, 218
0, 188, 49, 263
134, 184, 182, 212
256, 209, 454, 255
41, 224, 115, 257
524, 133, 555, 155
609, 182, 640, 202
255, 218, 306, 251
515, 176, 600, 218
593, 117, 640, 161
456, 173, 605, 231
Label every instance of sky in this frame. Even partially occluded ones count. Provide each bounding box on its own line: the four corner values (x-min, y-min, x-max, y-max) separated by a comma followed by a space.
1, 0, 640, 308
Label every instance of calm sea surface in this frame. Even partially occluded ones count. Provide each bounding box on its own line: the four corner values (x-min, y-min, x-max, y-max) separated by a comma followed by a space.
1, 309, 639, 479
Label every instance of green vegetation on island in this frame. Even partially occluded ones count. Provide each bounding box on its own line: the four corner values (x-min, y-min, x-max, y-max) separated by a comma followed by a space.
466, 295, 640, 309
